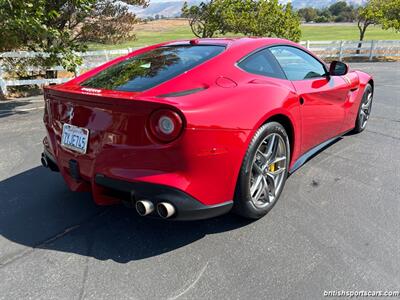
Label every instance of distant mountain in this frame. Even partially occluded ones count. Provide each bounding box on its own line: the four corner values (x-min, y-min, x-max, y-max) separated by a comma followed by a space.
280, 0, 367, 9
129, 0, 368, 18
129, 0, 201, 18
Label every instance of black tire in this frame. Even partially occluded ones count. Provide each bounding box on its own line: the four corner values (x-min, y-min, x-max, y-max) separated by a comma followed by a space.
353, 84, 373, 133
234, 122, 290, 219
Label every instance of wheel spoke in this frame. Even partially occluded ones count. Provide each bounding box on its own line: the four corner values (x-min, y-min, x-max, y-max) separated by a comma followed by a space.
262, 176, 272, 202
269, 156, 286, 165
250, 175, 263, 197
361, 93, 372, 114
252, 161, 263, 174
359, 109, 365, 124
256, 149, 268, 165
361, 102, 370, 111
265, 173, 276, 200
252, 176, 266, 201
270, 136, 280, 163
267, 167, 286, 176
362, 98, 370, 107
366, 94, 372, 103
265, 134, 277, 160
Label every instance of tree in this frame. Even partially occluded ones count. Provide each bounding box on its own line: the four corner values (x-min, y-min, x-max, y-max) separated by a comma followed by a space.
298, 7, 318, 22
328, 1, 356, 22
0, 0, 147, 74
357, 0, 400, 53
317, 8, 333, 22
182, 0, 301, 42
222, 0, 301, 41
181, 1, 226, 38
315, 15, 331, 23
328, 1, 349, 16
378, 0, 400, 32
335, 9, 356, 22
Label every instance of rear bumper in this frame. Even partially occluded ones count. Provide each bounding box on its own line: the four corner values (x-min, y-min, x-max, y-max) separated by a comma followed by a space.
42, 122, 248, 219
95, 174, 233, 221
43, 126, 251, 206
41, 148, 233, 220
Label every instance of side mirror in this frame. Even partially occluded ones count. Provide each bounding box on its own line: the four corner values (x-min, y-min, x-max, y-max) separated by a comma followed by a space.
329, 61, 348, 76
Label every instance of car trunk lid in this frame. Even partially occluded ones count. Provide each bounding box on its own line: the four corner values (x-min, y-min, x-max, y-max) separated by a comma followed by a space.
43, 87, 173, 179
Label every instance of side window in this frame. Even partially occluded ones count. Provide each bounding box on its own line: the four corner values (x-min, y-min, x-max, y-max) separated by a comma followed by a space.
237, 49, 286, 79
269, 46, 327, 81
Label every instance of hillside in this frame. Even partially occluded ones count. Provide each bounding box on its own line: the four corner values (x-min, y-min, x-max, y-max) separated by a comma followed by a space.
129, 0, 368, 18
86, 19, 400, 50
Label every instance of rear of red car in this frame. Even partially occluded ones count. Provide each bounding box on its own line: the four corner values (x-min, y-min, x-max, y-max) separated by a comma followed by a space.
42, 42, 245, 220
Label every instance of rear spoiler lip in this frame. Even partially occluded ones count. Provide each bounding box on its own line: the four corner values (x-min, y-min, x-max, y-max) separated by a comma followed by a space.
44, 85, 182, 108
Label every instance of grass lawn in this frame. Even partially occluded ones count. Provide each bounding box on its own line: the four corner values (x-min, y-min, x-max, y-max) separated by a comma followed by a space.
87, 19, 400, 50
301, 24, 400, 41
87, 26, 193, 50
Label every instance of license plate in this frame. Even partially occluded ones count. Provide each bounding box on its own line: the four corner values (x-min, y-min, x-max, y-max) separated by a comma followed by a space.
61, 124, 89, 154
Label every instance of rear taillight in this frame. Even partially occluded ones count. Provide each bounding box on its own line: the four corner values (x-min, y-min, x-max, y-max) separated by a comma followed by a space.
147, 109, 184, 143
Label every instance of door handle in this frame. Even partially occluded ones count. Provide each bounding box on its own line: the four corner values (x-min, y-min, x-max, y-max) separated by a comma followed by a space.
299, 97, 304, 105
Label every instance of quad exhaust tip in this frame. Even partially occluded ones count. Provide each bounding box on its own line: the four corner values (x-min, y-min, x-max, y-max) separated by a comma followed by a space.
41, 152, 59, 172
135, 200, 154, 216
41, 153, 48, 168
135, 200, 176, 219
157, 202, 176, 219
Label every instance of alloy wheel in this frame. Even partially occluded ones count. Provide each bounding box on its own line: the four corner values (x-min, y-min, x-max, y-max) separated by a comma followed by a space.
249, 133, 287, 208
359, 91, 372, 129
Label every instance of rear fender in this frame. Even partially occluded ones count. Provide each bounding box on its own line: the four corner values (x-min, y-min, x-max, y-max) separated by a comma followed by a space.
343, 70, 373, 130
255, 107, 301, 170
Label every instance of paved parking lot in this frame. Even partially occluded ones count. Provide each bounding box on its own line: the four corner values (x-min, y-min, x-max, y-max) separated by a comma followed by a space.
0, 62, 399, 299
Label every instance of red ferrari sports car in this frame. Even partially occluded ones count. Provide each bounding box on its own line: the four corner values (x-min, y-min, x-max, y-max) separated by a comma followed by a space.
41, 37, 373, 220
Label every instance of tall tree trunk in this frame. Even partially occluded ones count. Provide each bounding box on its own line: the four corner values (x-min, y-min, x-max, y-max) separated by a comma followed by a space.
357, 20, 369, 55
45, 70, 58, 79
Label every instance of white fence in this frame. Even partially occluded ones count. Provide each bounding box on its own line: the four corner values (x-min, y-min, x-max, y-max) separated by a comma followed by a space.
300, 40, 400, 60
1, 40, 399, 96
0, 49, 138, 96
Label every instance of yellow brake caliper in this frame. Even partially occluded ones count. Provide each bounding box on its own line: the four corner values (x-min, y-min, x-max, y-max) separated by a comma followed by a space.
268, 163, 276, 172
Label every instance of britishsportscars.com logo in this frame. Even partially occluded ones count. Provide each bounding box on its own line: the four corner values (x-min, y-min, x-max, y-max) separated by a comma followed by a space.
324, 290, 400, 298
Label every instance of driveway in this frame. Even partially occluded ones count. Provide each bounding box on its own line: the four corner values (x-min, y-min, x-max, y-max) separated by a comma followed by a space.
0, 62, 399, 299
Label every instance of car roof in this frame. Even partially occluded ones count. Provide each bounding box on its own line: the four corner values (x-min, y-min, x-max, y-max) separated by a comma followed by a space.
164, 37, 300, 59
165, 37, 295, 47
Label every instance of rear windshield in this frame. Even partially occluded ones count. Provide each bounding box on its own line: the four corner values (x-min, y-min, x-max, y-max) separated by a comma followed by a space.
81, 45, 225, 92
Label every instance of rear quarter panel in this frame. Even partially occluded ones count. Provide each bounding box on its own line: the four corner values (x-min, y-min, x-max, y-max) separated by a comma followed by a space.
342, 70, 373, 131
156, 57, 302, 171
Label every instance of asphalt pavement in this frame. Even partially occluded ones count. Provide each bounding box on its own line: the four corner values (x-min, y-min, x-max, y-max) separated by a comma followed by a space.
0, 62, 399, 299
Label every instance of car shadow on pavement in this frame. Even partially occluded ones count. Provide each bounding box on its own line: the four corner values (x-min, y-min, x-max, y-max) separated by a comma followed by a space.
0, 166, 250, 263
0, 100, 32, 111
0, 100, 32, 119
